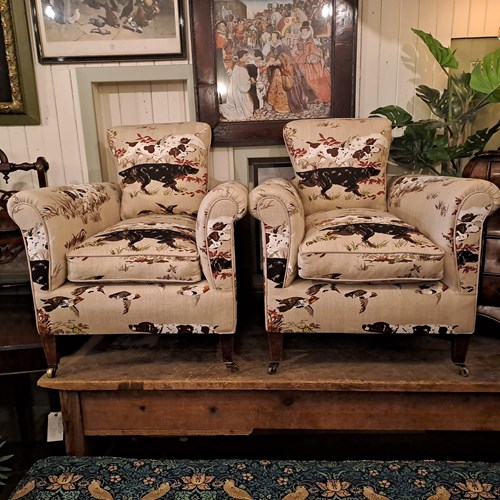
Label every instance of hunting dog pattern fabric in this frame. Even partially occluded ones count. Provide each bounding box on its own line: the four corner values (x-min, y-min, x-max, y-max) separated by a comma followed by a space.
284, 118, 392, 215
7, 123, 248, 343
249, 118, 500, 343
108, 123, 211, 220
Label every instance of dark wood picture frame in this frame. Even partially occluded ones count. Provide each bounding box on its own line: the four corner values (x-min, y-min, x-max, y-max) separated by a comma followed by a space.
0, 0, 40, 125
30, 0, 187, 64
190, 0, 357, 146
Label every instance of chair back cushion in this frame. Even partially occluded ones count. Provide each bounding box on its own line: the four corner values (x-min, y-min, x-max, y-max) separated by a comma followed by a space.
284, 118, 392, 215
108, 123, 211, 220
299, 208, 444, 283
67, 215, 201, 284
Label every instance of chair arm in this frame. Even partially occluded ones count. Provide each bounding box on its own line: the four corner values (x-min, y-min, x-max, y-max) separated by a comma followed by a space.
249, 178, 305, 288
7, 183, 121, 291
196, 181, 248, 290
388, 174, 500, 293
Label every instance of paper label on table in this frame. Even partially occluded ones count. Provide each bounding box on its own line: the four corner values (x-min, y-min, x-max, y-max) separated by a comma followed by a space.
47, 411, 64, 442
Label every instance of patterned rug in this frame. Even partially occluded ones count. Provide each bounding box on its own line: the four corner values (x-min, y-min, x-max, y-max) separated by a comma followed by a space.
9, 456, 500, 499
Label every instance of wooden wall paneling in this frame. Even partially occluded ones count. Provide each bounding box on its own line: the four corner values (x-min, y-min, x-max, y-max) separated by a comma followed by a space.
150, 82, 174, 123
210, 148, 234, 183
467, 0, 488, 37
394, 0, 420, 111
164, 81, 190, 121
357, 0, 382, 117
484, 0, 500, 36
452, 0, 471, 38
433, 0, 455, 92
51, 66, 84, 185
412, 0, 439, 120
376, 0, 401, 108
36, 66, 65, 187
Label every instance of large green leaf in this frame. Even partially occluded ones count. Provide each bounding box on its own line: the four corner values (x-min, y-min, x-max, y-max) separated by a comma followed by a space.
416, 85, 448, 119
370, 105, 413, 127
412, 28, 458, 69
470, 49, 500, 102
451, 121, 500, 159
390, 122, 451, 174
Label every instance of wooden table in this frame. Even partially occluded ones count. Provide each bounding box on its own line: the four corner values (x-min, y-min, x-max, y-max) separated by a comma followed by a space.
39, 324, 500, 456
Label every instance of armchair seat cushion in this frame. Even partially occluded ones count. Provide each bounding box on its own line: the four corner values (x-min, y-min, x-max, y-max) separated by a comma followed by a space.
67, 214, 202, 284
298, 208, 444, 283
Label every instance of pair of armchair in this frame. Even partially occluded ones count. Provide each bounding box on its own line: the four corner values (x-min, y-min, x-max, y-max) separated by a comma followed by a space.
8, 122, 247, 376
8, 119, 500, 377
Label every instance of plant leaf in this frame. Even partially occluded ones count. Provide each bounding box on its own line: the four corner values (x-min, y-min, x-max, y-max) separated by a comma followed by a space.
416, 85, 448, 119
470, 48, 500, 102
370, 105, 413, 127
412, 28, 458, 69
390, 122, 451, 174
451, 121, 500, 159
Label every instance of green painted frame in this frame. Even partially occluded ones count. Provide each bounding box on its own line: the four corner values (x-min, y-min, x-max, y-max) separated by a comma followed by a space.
0, 0, 40, 125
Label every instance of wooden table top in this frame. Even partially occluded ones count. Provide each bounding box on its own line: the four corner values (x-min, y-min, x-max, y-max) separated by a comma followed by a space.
38, 323, 500, 393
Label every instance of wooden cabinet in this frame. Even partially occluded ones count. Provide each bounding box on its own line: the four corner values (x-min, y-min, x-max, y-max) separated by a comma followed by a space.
462, 151, 500, 323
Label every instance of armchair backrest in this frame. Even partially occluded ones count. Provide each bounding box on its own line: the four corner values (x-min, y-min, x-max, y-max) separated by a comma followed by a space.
283, 118, 392, 215
107, 122, 212, 220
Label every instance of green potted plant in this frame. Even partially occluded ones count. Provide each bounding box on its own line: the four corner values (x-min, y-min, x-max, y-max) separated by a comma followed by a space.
371, 29, 500, 176
0, 437, 13, 491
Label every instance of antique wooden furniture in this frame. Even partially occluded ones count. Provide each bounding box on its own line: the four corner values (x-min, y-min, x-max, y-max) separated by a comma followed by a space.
463, 151, 500, 325
249, 118, 500, 375
0, 150, 49, 447
7, 123, 247, 378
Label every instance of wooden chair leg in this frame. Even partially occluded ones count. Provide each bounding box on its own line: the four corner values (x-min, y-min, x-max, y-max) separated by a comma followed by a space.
40, 335, 59, 377
219, 334, 238, 372
267, 331, 283, 375
451, 335, 471, 377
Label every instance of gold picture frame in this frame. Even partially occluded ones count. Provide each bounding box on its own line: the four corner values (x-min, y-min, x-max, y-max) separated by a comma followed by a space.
0, 0, 40, 125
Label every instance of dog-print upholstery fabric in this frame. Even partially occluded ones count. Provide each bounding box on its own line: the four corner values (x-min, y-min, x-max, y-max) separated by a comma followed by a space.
108, 122, 211, 220
7, 146, 248, 341
6, 183, 121, 291
299, 208, 444, 283
250, 171, 500, 338
249, 178, 305, 288
284, 117, 392, 215
67, 215, 201, 284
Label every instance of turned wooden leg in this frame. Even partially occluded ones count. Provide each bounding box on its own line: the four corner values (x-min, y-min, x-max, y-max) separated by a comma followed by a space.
219, 334, 238, 372
451, 335, 471, 377
40, 335, 59, 377
267, 331, 283, 375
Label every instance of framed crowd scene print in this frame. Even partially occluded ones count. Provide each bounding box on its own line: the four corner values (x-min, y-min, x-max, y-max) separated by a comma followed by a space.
190, 0, 357, 146
31, 0, 186, 63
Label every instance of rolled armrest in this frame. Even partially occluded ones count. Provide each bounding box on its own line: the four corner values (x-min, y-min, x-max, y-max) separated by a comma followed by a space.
7, 183, 121, 291
196, 181, 248, 290
388, 174, 500, 292
249, 178, 305, 288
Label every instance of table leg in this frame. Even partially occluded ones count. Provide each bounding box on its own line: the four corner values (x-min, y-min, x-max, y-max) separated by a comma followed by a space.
59, 391, 87, 456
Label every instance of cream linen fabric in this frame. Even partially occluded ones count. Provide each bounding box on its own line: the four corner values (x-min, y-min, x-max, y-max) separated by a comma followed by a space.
67, 215, 201, 283
284, 117, 392, 215
250, 173, 500, 337
108, 122, 211, 219
299, 208, 444, 282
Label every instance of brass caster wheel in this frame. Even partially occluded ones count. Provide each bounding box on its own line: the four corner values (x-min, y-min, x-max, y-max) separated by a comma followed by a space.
456, 364, 470, 377
268, 362, 279, 375
225, 361, 239, 373
46, 366, 57, 378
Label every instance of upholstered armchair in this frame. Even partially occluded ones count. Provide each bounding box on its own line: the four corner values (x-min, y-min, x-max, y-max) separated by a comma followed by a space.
249, 118, 500, 375
8, 122, 247, 376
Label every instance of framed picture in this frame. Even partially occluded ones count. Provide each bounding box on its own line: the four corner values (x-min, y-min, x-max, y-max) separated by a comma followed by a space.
31, 0, 186, 63
0, 0, 40, 125
190, 0, 357, 146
